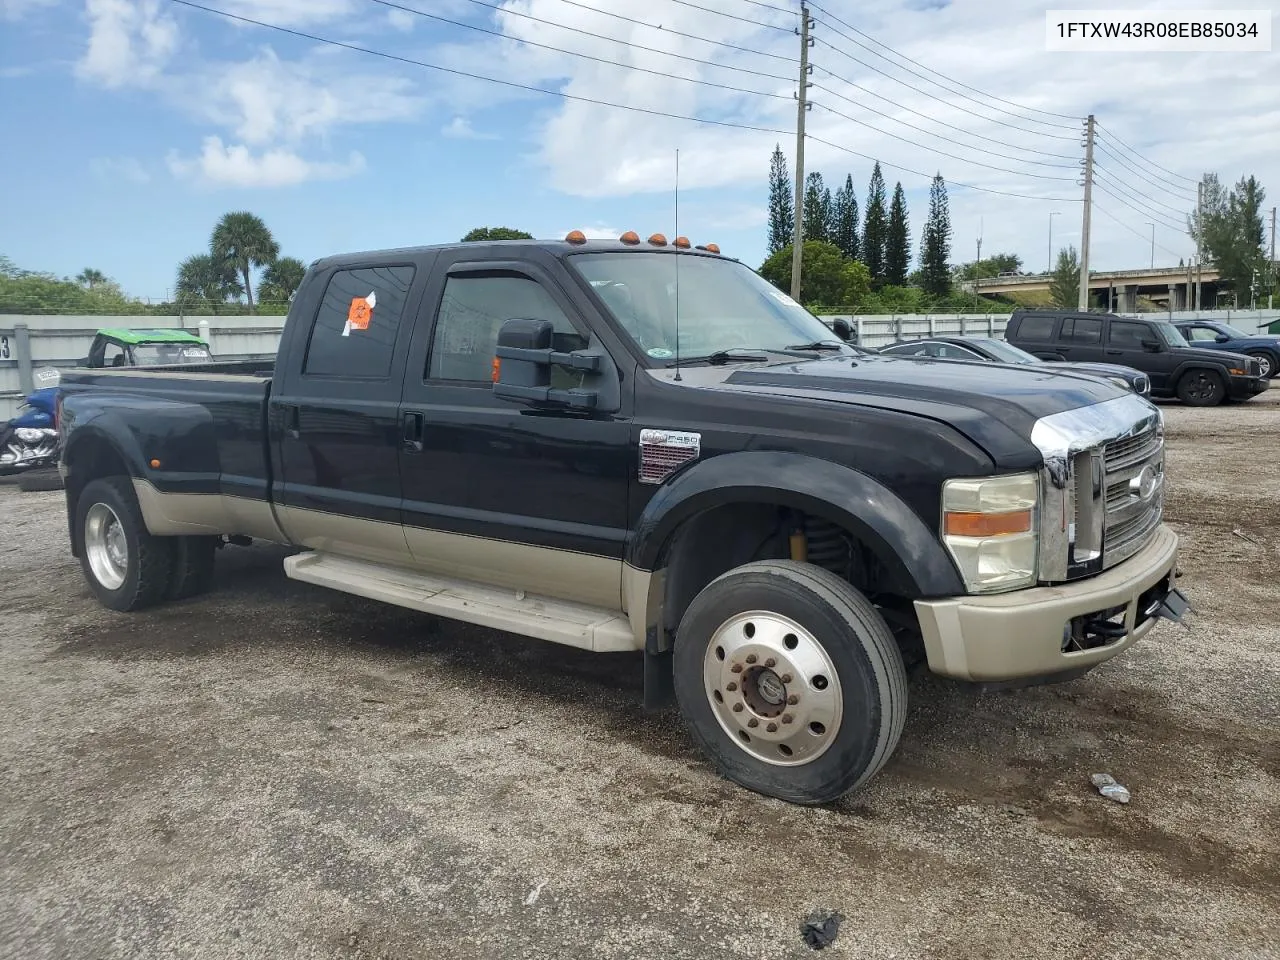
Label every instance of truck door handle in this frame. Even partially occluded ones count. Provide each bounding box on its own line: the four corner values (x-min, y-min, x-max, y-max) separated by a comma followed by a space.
284, 404, 300, 440
401, 411, 424, 453
1105, 350, 1122, 356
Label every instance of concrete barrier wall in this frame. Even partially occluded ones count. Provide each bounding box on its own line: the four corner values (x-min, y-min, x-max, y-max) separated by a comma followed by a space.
3, 309, 1278, 420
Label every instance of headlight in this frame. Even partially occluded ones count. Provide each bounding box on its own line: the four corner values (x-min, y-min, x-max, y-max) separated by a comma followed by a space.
942, 473, 1038, 594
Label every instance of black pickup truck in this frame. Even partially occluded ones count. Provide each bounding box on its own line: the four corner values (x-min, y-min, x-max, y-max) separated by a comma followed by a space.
1005, 309, 1270, 406
56, 234, 1188, 804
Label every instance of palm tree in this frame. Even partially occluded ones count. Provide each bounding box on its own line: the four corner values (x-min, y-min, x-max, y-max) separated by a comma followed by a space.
211, 211, 279, 314
260, 256, 307, 304
175, 254, 242, 314
77, 268, 108, 290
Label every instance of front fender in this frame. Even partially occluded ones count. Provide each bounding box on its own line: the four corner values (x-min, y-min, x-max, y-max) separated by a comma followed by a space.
627, 451, 965, 599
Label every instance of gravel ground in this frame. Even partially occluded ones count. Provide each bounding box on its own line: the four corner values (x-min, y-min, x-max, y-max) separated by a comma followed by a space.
1, 393, 1277, 960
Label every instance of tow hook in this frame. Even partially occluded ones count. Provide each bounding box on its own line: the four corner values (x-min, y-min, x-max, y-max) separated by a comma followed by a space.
1146, 586, 1192, 626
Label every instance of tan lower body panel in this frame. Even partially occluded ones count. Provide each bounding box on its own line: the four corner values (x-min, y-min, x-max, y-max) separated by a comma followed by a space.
284, 552, 639, 652
131, 479, 287, 543
914, 524, 1179, 682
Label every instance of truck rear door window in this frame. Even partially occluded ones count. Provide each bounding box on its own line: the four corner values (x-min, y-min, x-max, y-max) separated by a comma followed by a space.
303, 266, 415, 379
1016, 315, 1057, 341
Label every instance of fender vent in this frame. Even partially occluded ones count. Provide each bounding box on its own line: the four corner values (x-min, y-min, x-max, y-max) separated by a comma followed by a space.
639, 429, 700, 485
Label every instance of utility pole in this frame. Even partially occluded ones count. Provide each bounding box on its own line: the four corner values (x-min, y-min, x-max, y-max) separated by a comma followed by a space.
789, 6, 812, 301
1269, 206, 1276, 310
976, 216, 983, 266
1048, 211, 1059, 273
1146, 223, 1154, 269
1194, 180, 1204, 313
1077, 114, 1095, 311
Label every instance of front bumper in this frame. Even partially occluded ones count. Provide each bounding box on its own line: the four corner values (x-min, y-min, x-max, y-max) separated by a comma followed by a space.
914, 524, 1181, 682
1228, 374, 1270, 398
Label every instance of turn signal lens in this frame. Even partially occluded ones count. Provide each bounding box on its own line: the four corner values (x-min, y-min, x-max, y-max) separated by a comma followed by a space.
944, 510, 1033, 538
648, 233, 668, 246
619, 231, 640, 245
491, 357, 501, 382
564, 230, 587, 244
1228, 367, 1246, 375
150, 458, 162, 469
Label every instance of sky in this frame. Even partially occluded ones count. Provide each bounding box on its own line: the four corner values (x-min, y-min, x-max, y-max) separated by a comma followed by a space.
0, 0, 1277, 300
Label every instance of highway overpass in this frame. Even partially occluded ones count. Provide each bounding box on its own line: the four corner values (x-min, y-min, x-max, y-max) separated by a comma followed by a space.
972, 266, 1223, 311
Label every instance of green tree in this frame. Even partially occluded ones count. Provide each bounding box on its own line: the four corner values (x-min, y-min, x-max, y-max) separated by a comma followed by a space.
955, 253, 1023, 281
1189, 173, 1267, 296
885, 182, 911, 286
832, 174, 859, 261
802, 172, 830, 244
1049, 245, 1081, 309
919, 173, 952, 296
260, 256, 307, 304
176, 253, 242, 315
766, 144, 793, 255
76, 268, 108, 290
211, 211, 279, 315
759, 240, 859, 307
862, 163, 888, 284
461, 227, 535, 242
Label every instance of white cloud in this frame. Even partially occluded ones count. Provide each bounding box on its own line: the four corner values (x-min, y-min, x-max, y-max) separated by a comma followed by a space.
386, 8, 415, 32
556, 224, 621, 239
214, 0, 356, 26
90, 156, 151, 184
76, 0, 177, 88
441, 116, 498, 140
167, 136, 366, 187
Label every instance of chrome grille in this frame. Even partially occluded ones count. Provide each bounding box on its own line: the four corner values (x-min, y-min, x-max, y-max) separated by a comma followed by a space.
1103, 424, 1160, 469
1100, 433, 1164, 568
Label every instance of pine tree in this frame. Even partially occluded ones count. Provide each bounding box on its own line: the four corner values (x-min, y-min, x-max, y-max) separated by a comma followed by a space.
803, 172, 829, 244
885, 182, 910, 286
766, 144, 793, 255
1049, 246, 1081, 308
832, 174, 859, 260
820, 186, 835, 241
920, 173, 953, 296
862, 163, 888, 282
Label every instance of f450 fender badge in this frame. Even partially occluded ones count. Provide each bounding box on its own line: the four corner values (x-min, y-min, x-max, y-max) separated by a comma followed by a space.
639, 429, 701, 484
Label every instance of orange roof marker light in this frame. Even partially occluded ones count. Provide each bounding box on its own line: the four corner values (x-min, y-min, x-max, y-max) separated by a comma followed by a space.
673, 236, 691, 249
704, 243, 721, 254
648, 233, 668, 246
564, 230, 587, 244
619, 231, 641, 245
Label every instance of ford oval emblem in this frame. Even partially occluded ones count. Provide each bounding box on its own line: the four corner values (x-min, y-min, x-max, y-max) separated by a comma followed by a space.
1130, 465, 1158, 501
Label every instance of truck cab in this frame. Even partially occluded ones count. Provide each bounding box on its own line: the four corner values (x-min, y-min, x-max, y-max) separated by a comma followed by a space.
56, 234, 1189, 805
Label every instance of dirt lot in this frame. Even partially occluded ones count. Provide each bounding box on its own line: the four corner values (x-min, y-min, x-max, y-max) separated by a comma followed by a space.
1, 394, 1277, 960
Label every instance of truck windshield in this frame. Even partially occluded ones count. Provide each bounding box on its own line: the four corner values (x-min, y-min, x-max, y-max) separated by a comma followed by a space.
569, 252, 857, 363
1153, 323, 1187, 348
130, 343, 213, 366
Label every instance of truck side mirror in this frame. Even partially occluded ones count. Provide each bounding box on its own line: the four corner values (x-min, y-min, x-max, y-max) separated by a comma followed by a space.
1214, 333, 1230, 343
1140, 338, 1162, 352
830, 317, 854, 342
492, 317, 602, 410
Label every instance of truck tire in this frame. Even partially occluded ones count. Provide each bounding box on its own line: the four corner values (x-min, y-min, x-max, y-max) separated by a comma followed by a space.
18, 468, 64, 492
167, 536, 218, 601
673, 560, 908, 805
1176, 369, 1225, 406
76, 477, 175, 612
1244, 350, 1277, 379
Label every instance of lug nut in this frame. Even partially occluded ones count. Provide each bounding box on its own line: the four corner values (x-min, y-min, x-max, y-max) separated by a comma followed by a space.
781, 714, 793, 724
781, 673, 793, 684
731, 663, 743, 674
732, 703, 744, 713
766, 722, 778, 733
726, 682, 738, 692
787, 695, 799, 705
747, 718, 759, 728
745, 654, 758, 664
764, 658, 776, 668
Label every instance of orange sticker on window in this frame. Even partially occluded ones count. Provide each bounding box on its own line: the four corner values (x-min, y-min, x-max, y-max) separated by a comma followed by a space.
347, 296, 372, 330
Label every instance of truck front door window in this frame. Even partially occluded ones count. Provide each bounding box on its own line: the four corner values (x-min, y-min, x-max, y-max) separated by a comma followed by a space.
569, 253, 850, 363
427, 273, 587, 384
303, 266, 416, 379
1108, 321, 1150, 349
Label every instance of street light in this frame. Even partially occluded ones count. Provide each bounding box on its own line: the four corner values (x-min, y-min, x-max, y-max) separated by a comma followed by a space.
1048, 211, 1060, 273
1145, 223, 1155, 269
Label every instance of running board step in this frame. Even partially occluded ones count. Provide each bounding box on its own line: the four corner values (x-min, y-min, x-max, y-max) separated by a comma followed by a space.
283, 552, 638, 653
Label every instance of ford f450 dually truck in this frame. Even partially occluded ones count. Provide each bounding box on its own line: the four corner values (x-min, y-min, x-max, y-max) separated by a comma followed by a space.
55, 233, 1189, 804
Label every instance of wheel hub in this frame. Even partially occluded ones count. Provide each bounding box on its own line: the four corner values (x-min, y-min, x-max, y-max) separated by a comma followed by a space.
703, 611, 843, 767
84, 502, 128, 591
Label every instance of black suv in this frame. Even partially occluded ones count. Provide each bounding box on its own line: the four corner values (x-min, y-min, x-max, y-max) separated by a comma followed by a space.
1005, 310, 1270, 406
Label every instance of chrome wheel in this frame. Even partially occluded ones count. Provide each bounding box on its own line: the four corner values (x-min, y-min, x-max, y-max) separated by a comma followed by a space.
1250, 353, 1273, 378
703, 610, 843, 766
84, 502, 128, 591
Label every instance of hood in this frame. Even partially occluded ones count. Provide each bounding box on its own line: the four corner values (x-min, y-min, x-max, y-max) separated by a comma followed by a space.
718, 354, 1130, 466
1172, 344, 1259, 366
1232, 335, 1280, 348
1052, 361, 1141, 380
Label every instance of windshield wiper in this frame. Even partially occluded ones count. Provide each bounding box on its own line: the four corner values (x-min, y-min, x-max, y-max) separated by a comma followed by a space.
784, 340, 845, 351
681, 348, 770, 365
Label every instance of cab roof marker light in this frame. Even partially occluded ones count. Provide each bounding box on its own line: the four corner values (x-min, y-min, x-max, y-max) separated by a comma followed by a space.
705, 243, 721, 254
648, 233, 668, 246
619, 231, 640, 245
564, 230, 587, 244
673, 236, 691, 249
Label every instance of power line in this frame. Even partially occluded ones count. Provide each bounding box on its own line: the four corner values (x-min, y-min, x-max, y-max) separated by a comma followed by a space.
1093, 183, 1185, 235
807, 2, 1081, 129
449, 0, 794, 82
167, 0, 796, 137
805, 133, 1082, 202
1092, 200, 1186, 259
660, 0, 794, 32
811, 101, 1077, 181
1092, 165, 1190, 220
1092, 139, 1197, 201
1092, 171, 1187, 228
366, 0, 791, 101
810, 40, 1080, 142
531, 0, 798, 62
811, 76, 1079, 164
731, 0, 794, 13
1093, 121, 1198, 184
